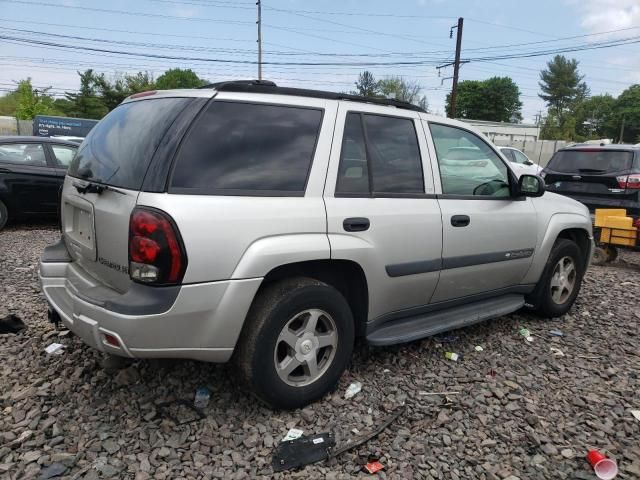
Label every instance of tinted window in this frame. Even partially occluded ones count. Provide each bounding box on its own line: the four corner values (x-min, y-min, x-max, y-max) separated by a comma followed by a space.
430, 123, 510, 197
500, 148, 515, 162
513, 150, 530, 164
171, 101, 323, 194
0, 143, 47, 166
336, 113, 369, 194
335, 113, 424, 195
51, 145, 77, 167
68, 97, 192, 189
547, 150, 633, 173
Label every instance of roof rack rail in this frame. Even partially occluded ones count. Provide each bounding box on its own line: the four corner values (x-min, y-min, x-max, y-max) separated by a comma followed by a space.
200, 79, 426, 113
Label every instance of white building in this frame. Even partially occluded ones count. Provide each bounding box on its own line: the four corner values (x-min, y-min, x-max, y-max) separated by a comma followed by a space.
460, 119, 541, 142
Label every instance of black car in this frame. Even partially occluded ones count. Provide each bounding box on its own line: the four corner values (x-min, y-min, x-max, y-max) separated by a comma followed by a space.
0, 136, 79, 230
542, 144, 640, 215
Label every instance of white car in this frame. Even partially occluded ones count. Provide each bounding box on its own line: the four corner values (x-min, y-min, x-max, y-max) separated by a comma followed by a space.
499, 147, 542, 177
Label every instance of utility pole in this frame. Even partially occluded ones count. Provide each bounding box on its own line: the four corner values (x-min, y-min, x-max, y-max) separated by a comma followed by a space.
436, 17, 465, 118
256, 0, 262, 80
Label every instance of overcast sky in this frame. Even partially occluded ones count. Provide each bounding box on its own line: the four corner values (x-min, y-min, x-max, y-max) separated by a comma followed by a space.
0, 0, 638, 122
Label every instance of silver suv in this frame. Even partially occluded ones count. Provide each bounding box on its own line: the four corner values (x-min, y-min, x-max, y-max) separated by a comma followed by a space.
40, 81, 593, 409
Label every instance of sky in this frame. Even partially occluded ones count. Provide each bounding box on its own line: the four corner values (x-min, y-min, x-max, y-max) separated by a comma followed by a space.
0, 0, 639, 122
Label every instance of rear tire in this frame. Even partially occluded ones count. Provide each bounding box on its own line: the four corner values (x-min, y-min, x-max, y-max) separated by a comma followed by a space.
233, 277, 355, 410
0, 200, 8, 231
528, 238, 585, 317
592, 247, 608, 265
604, 245, 618, 262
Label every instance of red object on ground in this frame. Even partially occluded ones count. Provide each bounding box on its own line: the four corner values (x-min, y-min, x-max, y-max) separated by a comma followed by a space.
586, 450, 618, 480
364, 461, 384, 474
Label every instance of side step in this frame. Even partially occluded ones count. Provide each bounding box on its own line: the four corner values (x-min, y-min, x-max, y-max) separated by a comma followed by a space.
366, 294, 525, 346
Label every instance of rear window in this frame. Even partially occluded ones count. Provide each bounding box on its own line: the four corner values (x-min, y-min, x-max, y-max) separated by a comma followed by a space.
547, 150, 634, 173
170, 101, 323, 195
68, 97, 192, 189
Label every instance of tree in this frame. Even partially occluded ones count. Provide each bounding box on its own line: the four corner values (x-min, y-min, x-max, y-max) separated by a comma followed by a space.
353, 71, 379, 97
0, 90, 18, 116
539, 55, 589, 122
377, 76, 429, 110
14, 79, 59, 120
446, 77, 522, 122
613, 84, 640, 143
155, 68, 206, 89
573, 94, 616, 139
63, 70, 108, 119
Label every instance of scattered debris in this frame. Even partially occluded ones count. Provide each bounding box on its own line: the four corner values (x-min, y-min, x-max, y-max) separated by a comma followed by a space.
550, 347, 565, 357
344, 381, 362, 399
586, 449, 618, 479
0, 313, 26, 334
437, 334, 459, 343
474, 345, 484, 352
487, 368, 497, 378
418, 391, 460, 396
519, 328, 534, 342
39, 462, 67, 479
550, 330, 564, 337
44, 343, 65, 355
193, 387, 211, 409
364, 457, 384, 474
156, 399, 205, 425
282, 428, 304, 442
272, 433, 335, 472
631, 410, 640, 422
445, 352, 460, 361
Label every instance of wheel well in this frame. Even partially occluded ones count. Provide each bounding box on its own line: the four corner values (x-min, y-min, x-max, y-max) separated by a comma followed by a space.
260, 260, 369, 336
557, 228, 591, 270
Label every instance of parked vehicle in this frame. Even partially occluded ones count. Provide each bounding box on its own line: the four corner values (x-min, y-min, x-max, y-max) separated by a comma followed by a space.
0, 136, 79, 230
541, 144, 640, 215
499, 146, 543, 177
40, 81, 593, 409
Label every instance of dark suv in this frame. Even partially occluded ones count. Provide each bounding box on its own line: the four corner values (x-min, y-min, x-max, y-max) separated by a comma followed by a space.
542, 144, 640, 215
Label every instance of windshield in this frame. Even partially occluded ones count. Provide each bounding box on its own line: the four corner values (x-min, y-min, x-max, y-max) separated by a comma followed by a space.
68, 97, 192, 189
547, 150, 633, 174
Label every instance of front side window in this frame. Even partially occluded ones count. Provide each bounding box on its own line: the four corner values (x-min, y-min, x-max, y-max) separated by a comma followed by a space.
430, 123, 510, 197
51, 145, 78, 167
336, 113, 424, 195
0, 143, 46, 166
171, 101, 323, 194
513, 150, 530, 164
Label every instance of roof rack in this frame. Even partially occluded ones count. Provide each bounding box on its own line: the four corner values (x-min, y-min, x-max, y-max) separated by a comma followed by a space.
199, 79, 426, 113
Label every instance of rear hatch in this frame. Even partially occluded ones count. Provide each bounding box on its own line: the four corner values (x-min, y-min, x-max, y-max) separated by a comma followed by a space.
62, 96, 194, 292
543, 148, 636, 206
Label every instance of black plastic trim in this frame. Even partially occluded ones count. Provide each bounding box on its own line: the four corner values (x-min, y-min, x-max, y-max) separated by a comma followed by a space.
75, 282, 182, 316
41, 238, 72, 263
385, 259, 442, 277
442, 249, 534, 269
367, 284, 536, 332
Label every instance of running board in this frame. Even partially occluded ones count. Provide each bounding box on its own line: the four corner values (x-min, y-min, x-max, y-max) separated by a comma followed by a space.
366, 294, 525, 346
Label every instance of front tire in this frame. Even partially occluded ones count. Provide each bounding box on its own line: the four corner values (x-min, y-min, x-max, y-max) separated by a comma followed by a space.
233, 277, 355, 410
528, 238, 585, 317
0, 200, 8, 231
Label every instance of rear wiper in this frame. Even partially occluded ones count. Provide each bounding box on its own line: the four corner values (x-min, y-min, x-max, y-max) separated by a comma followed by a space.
577, 168, 606, 173
72, 180, 125, 195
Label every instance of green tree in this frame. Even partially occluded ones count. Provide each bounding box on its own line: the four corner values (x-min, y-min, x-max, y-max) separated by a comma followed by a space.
14, 79, 59, 120
573, 94, 617, 140
155, 68, 206, 89
446, 77, 522, 122
353, 71, 379, 97
0, 90, 18, 116
377, 76, 429, 110
64, 70, 108, 119
613, 84, 640, 143
539, 55, 589, 122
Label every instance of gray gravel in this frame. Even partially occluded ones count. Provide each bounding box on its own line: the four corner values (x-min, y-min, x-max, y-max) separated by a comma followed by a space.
1, 223, 639, 480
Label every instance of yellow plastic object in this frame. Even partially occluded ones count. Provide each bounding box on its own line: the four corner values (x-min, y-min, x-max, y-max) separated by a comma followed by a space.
594, 209, 627, 227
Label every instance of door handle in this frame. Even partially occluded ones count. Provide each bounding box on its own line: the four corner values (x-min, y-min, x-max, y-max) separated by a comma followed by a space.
451, 215, 470, 227
343, 217, 370, 232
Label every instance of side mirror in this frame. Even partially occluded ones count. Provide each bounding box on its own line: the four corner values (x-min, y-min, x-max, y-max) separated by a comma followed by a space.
524, 160, 534, 166
518, 174, 545, 197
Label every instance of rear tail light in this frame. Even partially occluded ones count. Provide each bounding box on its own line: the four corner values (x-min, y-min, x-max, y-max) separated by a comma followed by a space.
617, 174, 640, 189
128, 207, 187, 285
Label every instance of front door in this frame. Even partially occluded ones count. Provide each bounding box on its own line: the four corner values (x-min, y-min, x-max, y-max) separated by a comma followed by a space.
324, 103, 443, 322
425, 122, 537, 303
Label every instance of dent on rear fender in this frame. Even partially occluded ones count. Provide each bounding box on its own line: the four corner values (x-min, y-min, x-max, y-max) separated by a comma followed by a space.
230, 234, 331, 279
521, 212, 592, 284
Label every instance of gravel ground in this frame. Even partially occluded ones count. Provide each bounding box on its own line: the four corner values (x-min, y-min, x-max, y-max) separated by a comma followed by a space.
1, 224, 639, 480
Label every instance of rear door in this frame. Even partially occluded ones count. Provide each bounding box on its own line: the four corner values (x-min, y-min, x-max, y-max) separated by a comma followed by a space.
324, 102, 442, 321
0, 141, 59, 214
62, 96, 198, 292
544, 149, 636, 206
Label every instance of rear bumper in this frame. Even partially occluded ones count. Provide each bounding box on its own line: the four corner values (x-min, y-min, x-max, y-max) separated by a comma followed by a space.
39, 241, 262, 362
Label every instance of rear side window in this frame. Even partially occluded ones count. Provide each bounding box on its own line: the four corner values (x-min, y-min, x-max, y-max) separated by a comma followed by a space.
170, 101, 323, 195
548, 150, 634, 173
68, 97, 192, 189
0, 143, 46, 166
336, 113, 424, 195
51, 145, 77, 167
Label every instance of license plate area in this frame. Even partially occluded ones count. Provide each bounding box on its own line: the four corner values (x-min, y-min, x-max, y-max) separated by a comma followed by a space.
63, 196, 96, 260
